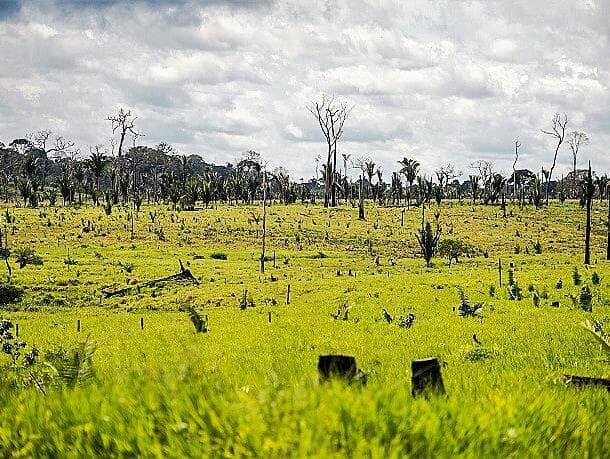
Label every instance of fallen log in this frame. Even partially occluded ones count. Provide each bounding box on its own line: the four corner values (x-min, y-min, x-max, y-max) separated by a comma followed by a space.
559, 374, 610, 391
102, 259, 198, 298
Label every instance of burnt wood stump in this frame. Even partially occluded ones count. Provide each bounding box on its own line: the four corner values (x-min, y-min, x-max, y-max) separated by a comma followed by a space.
318, 355, 366, 385
411, 357, 445, 397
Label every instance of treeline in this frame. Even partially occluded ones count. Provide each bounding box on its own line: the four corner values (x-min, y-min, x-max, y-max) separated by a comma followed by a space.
0, 139, 315, 209
1, 117, 608, 210
1, 136, 608, 210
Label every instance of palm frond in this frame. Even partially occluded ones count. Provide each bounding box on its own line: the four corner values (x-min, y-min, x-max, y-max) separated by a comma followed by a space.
51, 335, 97, 388
582, 320, 610, 354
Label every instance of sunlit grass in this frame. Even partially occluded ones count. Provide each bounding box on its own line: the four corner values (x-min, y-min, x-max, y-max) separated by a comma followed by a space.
1, 201, 609, 456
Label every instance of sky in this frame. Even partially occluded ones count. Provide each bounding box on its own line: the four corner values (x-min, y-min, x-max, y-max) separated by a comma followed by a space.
0, 0, 608, 181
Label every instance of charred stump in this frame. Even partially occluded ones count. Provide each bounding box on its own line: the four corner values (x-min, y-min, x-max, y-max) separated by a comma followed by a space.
411, 357, 446, 397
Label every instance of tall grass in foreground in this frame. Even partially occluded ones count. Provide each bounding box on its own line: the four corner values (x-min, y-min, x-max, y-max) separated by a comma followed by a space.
0, 371, 608, 457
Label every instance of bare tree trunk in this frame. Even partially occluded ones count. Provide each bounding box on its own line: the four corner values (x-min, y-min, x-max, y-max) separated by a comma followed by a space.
260, 170, 267, 273
513, 140, 520, 203
573, 156, 577, 199
585, 162, 593, 265
331, 145, 337, 207
607, 184, 610, 261
358, 175, 365, 220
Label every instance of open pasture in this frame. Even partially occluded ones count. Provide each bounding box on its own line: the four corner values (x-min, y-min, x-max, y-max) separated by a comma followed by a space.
1, 201, 610, 457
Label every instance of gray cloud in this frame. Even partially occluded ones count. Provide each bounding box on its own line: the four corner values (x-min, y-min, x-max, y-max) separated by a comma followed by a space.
0, 0, 609, 180
0, 0, 20, 19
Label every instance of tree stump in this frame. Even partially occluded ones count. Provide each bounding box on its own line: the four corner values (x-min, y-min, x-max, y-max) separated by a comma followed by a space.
318, 355, 366, 385
411, 357, 445, 397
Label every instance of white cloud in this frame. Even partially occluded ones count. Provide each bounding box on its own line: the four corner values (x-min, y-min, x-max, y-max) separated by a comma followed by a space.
0, 0, 608, 180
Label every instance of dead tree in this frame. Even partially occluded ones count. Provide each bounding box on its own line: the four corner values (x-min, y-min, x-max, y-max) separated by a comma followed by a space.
607, 184, 610, 261
512, 139, 520, 202
107, 109, 138, 158
260, 169, 268, 273
107, 109, 140, 204
307, 95, 353, 207
568, 131, 589, 198
584, 161, 594, 265
541, 113, 568, 205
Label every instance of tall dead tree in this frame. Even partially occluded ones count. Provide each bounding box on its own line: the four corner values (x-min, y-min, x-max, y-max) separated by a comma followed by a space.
107, 109, 140, 204
584, 161, 594, 265
541, 113, 568, 206
307, 95, 352, 207
512, 139, 520, 202
107, 109, 138, 158
567, 131, 589, 198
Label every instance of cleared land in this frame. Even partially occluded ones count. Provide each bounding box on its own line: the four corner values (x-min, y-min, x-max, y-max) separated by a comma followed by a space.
1, 201, 609, 457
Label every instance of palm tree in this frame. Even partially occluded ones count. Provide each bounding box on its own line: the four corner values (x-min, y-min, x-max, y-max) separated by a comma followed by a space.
87, 151, 107, 205
398, 158, 420, 208
595, 175, 608, 203
73, 161, 85, 205
391, 172, 403, 205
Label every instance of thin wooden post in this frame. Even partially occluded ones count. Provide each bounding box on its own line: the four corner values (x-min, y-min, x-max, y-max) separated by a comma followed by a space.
286, 284, 291, 304
268, 311, 272, 323
140, 317, 144, 330
77, 319, 81, 332
498, 258, 502, 287
15, 323, 18, 337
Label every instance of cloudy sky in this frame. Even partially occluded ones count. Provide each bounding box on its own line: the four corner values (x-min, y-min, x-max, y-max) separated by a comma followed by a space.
0, 0, 608, 180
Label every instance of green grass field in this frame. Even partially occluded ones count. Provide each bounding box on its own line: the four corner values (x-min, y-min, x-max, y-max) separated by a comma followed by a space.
1, 201, 609, 457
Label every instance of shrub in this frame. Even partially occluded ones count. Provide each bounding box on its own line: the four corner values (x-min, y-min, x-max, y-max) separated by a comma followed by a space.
592, 272, 601, 285
398, 314, 416, 329
532, 240, 542, 254
572, 267, 582, 286
489, 285, 496, 297
0, 282, 23, 306
14, 247, 43, 269
579, 285, 593, 312
457, 288, 483, 317
44, 337, 97, 389
463, 346, 495, 362
556, 278, 563, 289
507, 269, 522, 300
532, 290, 540, 307
437, 239, 474, 267
416, 220, 441, 267
210, 252, 228, 260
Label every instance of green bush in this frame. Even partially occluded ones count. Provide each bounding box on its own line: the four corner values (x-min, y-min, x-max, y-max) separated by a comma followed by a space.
14, 247, 43, 269
0, 282, 23, 306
